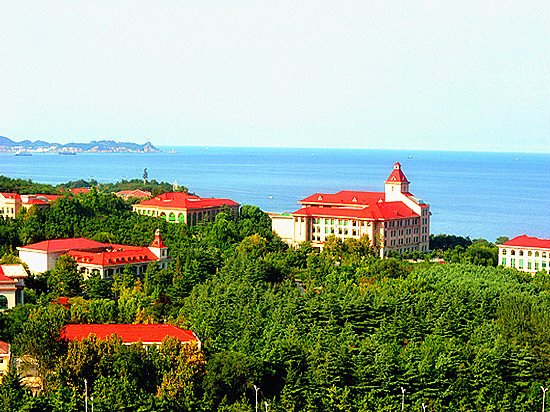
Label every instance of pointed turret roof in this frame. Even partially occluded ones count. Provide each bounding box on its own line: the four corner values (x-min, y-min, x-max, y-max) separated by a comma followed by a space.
385, 162, 409, 183
150, 229, 167, 249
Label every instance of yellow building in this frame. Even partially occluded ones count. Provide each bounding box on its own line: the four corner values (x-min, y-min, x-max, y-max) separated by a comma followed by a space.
271, 162, 431, 255
133, 192, 239, 225
1, 193, 61, 219
498, 235, 550, 273
0, 341, 10, 382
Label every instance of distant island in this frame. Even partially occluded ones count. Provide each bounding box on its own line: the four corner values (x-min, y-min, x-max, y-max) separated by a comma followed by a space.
0, 135, 160, 154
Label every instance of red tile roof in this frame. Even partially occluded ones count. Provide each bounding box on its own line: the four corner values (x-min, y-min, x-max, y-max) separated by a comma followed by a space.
70, 188, 91, 194
0, 192, 20, 200
19, 238, 107, 253
300, 191, 386, 206
0, 341, 9, 354
502, 235, 550, 249
292, 202, 419, 221
67, 246, 159, 267
0, 267, 14, 283
135, 192, 239, 210
385, 162, 409, 183
61, 324, 199, 345
34, 194, 62, 202
116, 189, 152, 199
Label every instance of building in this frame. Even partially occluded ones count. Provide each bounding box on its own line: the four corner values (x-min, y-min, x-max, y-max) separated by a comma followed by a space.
498, 235, 550, 273
0, 264, 28, 309
133, 192, 239, 225
115, 189, 152, 199
61, 324, 201, 349
17, 229, 170, 278
0, 341, 10, 382
271, 162, 430, 255
1, 192, 62, 219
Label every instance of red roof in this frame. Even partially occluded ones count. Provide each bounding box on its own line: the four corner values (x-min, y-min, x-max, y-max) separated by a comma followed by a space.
135, 192, 239, 210
116, 189, 152, 199
34, 194, 62, 202
23, 198, 48, 205
300, 191, 386, 206
150, 229, 166, 248
502, 235, 550, 249
0, 341, 9, 354
70, 188, 91, 194
0, 192, 20, 200
61, 324, 199, 345
67, 246, 159, 267
0, 267, 14, 284
19, 238, 107, 253
385, 162, 409, 184
292, 202, 418, 221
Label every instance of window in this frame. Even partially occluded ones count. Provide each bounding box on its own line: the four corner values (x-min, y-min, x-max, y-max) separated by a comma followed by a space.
502, 249, 507, 255
519, 259, 524, 268
501, 258, 507, 266
527, 261, 532, 270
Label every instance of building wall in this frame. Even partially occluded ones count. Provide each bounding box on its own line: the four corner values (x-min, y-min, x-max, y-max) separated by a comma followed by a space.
0, 196, 22, 219
0, 288, 16, 309
18, 250, 62, 273
498, 246, 550, 273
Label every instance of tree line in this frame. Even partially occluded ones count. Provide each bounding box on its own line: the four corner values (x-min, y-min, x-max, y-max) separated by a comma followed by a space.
0, 178, 548, 411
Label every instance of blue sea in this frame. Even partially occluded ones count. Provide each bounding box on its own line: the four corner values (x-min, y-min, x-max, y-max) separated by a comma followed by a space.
1, 147, 548, 241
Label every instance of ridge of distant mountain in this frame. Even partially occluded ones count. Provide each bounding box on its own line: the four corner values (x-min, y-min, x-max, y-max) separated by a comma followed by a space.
0, 136, 160, 153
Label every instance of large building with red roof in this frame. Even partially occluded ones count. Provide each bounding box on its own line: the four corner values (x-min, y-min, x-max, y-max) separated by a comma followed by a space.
61, 323, 201, 349
18, 229, 170, 278
271, 162, 431, 255
132, 192, 239, 225
498, 235, 550, 273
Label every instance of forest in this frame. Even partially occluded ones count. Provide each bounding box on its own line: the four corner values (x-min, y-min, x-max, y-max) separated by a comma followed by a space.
0, 176, 549, 411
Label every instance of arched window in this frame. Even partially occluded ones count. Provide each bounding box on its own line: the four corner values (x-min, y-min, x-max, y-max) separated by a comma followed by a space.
178, 213, 185, 223
168, 212, 176, 222
0, 295, 8, 310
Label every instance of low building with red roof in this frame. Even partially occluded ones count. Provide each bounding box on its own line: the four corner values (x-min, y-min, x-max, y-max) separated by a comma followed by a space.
115, 189, 152, 199
18, 229, 169, 278
498, 235, 550, 273
271, 162, 431, 255
132, 192, 239, 225
61, 324, 201, 349
0, 264, 28, 309
1, 192, 62, 219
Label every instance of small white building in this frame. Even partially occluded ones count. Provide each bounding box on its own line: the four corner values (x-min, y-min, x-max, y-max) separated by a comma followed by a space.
498, 235, 550, 274
0, 264, 28, 309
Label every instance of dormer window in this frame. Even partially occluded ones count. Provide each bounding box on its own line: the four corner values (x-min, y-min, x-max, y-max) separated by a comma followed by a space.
317, 195, 323, 201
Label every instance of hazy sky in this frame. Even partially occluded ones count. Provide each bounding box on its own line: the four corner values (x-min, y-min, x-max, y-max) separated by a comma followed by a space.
1, 1, 549, 151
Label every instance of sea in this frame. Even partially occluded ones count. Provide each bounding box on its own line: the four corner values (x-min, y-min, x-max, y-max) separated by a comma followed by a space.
1, 147, 549, 241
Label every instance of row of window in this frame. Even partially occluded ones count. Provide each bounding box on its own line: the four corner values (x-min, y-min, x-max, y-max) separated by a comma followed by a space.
502, 258, 548, 271
501, 249, 548, 258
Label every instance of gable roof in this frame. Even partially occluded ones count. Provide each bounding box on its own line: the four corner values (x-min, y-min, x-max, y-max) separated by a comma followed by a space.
135, 192, 239, 210
300, 191, 386, 206
502, 235, 550, 249
67, 246, 159, 267
293, 201, 419, 221
60, 324, 199, 345
116, 189, 152, 198
385, 162, 410, 184
18, 238, 107, 253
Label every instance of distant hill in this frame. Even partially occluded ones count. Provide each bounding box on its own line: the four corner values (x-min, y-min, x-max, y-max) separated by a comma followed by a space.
0, 135, 160, 153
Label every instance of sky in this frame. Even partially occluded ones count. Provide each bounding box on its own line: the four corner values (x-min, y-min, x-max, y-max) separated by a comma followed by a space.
1, 1, 549, 152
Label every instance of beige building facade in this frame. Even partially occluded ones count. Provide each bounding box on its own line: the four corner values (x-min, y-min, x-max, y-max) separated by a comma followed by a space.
498, 235, 550, 273
271, 162, 430, 255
